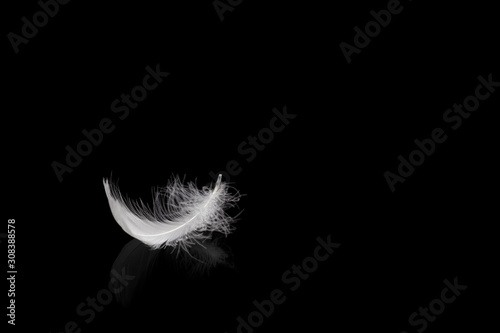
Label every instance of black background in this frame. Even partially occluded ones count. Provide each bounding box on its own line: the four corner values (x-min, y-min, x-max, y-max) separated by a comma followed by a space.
3, 0, 498, 332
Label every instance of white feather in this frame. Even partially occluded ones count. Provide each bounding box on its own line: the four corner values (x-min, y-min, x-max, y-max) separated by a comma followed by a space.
103, 174, 240, 250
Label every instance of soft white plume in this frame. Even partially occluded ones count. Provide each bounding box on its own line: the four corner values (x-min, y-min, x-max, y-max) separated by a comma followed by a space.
103, 174, 240, 250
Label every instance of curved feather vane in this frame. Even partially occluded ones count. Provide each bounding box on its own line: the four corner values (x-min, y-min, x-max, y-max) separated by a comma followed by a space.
103, 174, 240, 250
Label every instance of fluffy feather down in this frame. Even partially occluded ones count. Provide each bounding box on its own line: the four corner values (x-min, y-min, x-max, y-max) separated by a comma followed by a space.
103, 174, 240, 250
